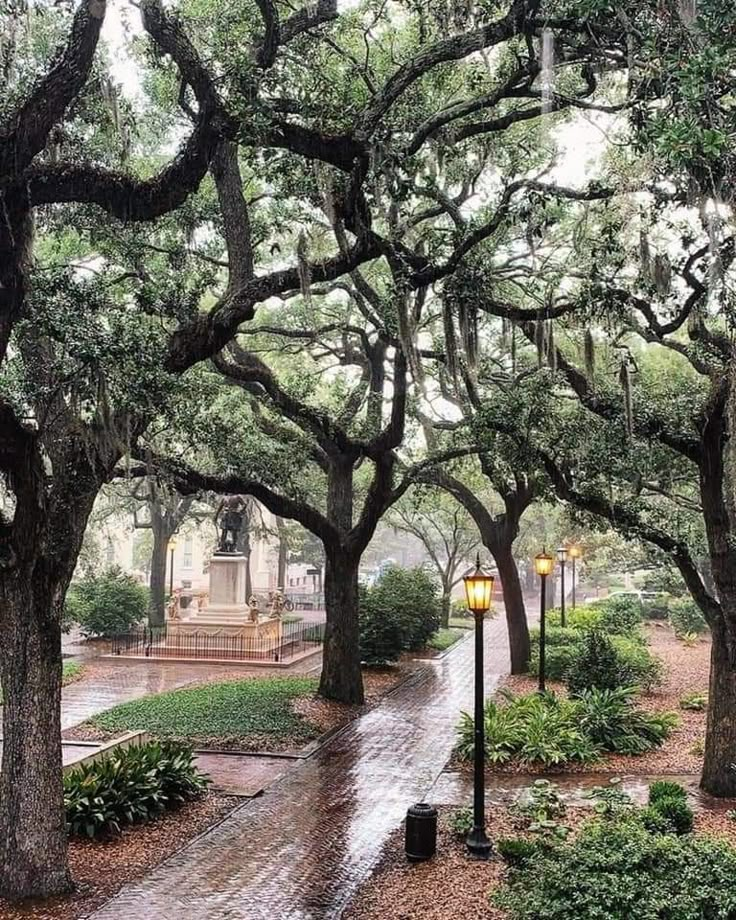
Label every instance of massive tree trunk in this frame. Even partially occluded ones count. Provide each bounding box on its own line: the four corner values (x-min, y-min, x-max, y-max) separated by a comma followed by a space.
494, 543, 530, 674
149, 516, 170, 627
701, 618, 736, 796
319, 547, 363, 704
0, 568, 71, 900
318, 457, 364, 704
0, 448, 97, 900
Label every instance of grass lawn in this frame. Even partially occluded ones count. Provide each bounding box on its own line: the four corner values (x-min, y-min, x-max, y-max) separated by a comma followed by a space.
428, 628, 467, 652
89, 676, 321, 750
448, 616, 473, 630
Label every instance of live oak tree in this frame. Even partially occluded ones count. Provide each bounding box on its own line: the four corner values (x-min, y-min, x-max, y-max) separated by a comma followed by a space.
136, 0, 628, 704
495, 1, 736, 796
0, 0, 642, 898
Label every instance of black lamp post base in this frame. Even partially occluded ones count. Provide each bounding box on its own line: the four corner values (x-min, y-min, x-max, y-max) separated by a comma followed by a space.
466, 826, 493, 860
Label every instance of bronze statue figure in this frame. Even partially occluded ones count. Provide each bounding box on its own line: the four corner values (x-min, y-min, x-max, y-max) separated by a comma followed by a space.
215, 495, 247, 554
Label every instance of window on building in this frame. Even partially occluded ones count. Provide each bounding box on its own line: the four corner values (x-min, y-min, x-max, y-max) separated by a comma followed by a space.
183, 536, 193, 570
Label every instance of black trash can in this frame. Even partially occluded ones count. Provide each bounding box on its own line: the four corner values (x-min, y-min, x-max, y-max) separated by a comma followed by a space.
405, 802, 438, 862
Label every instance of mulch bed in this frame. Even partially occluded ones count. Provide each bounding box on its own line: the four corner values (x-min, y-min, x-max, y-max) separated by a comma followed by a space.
451, 622, 710, 777
0, 793, 240, 920
343, 805, 736, 920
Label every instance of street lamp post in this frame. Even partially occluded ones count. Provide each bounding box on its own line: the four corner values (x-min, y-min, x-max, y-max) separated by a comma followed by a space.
534, 549, 555, 693
568, 544, 582, 610
557, 546, 568, 627
463, 554, 495, 860
168, 536, 178, 598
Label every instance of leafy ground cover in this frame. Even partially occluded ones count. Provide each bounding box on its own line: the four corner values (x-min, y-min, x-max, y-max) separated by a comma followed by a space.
343, 784, 736, 920
88, 676, 321, 751
493, 623, 710, 775
428, 628, 467, 652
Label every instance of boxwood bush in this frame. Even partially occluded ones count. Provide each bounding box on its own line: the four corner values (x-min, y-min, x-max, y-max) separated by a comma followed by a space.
64, 741, 209, 838
65, 566, 149, 638
359, 566, 440, 664
529, 629, 661, 690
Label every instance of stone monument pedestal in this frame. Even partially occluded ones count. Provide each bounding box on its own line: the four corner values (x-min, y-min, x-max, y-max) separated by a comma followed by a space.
184, 554, 249, 625
167, 554, 282, 647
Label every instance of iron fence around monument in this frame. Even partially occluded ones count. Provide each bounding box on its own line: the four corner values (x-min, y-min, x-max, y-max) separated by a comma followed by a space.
111, 620, 326, 663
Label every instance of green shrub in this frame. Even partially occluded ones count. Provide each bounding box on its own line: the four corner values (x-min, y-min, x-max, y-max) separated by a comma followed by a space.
566, 631, 661, 694
610, 636, 663, 690
66, 567, 148, 638
575, 687, 677, 754
359, 566, 441, 663
456, 685, 674, 768
528, 644, 579, 681
567, 630, 623, 693
497, 837, 538, 867
647, 782, 693, 835
532, 626, 581, 648
669, 597, 709, 637
647, 796, 694, 836
649, 781, 688, 804
357, 584, 405, 665
547, 607, 603, 631
64, 741, 208, 838
494, 816, 736, 919
594, 596, 643, 635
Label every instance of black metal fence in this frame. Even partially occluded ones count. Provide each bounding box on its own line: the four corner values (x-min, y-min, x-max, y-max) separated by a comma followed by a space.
111, 621, 325, 663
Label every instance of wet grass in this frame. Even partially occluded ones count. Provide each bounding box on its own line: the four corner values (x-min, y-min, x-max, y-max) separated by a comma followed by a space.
89, 676, 321, 747
428, 628, 467, 652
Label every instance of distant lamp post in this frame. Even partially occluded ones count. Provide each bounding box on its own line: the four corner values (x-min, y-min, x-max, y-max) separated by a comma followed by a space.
168, 537, 178, 597
534, 549, 555, 693
568, 544, 582, 610
557, 546, 568, 627
463, 554, 495, 860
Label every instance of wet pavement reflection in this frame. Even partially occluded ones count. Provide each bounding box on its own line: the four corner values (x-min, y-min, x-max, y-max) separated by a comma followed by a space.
91, 616, 511, 920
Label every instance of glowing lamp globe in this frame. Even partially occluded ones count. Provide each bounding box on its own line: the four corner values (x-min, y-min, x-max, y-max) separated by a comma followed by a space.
463, 555, 495, 614
534, 549, 555, 578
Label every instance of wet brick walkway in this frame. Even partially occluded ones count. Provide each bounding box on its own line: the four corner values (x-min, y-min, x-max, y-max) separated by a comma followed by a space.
92, 614, 510, 920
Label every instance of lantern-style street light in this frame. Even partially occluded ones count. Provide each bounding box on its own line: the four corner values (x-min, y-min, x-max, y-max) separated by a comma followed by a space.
534, 549, 555, 693
463, 553, 495, 859
168, 536, 178, 598
557, 546, 568, 627
568, 544, 582, 610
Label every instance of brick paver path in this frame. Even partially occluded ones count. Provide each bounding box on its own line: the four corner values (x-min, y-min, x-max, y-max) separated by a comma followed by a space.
92, 615, 510, 920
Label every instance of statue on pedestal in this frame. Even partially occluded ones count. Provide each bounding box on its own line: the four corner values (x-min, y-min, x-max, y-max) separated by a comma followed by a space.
248, 594, 260, 623
215, 495, 247, 554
